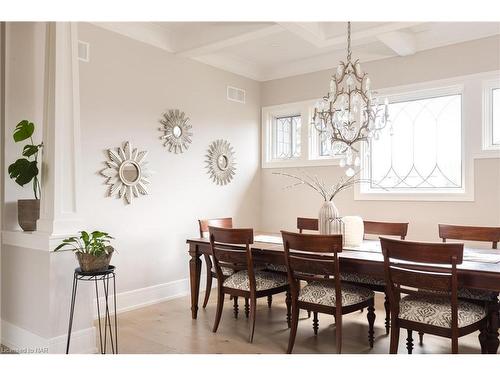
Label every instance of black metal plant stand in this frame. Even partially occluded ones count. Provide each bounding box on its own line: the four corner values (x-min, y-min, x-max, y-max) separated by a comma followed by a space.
66, 266, 118, 354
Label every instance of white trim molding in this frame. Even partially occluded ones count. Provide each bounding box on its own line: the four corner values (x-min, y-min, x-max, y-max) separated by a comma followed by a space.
95, 276, 208, 318
482, 77, 500, 151
1, 320, 96, 354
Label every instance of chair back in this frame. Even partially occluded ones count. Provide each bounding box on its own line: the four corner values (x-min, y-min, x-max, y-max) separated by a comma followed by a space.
364, 220, 408, 239
209, 226, 254, 285
198, 217, 233, 238
297, 217, 319, 233
380, 237, 463, 332
281, 231, 343, 310
439, 224, 500, 249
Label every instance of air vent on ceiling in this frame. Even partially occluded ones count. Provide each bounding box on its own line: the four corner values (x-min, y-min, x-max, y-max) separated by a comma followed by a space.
78, 40, 90, 62
227, 86, 246, 104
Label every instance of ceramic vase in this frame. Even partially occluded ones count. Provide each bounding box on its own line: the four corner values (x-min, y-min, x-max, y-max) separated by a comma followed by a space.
318, 200, 342, 235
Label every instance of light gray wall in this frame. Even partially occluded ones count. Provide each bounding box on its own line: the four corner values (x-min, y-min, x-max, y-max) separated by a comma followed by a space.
78, 23, 262, 292
260, 36, 500, 241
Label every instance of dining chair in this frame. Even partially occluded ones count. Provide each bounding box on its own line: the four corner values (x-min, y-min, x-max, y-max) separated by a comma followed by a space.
282, 230, 375, 354
209, 226, 291, 343
415, 224, 500, 345
198, 218, 233, 310
381, 237, 488, 354
341, 220, 409, 335
439, 225, 500, 303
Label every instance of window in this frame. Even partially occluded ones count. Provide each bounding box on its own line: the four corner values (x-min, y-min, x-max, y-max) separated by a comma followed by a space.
361, 87, 463, 195
493, 88, 500, 145
262, 101, 339, 168
273, 115, 301, 159
483, 80, 500, 150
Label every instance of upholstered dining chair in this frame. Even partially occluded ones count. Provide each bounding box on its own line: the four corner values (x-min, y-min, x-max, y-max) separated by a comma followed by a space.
282, 230, 376, 354
381, 237, 488, 354
341, 220, 408, 335
209, 226, 291, 343
290, 218, 408, 335
198, 218, 233, 309
415, 224, 500, 345
439, 224, 500, 301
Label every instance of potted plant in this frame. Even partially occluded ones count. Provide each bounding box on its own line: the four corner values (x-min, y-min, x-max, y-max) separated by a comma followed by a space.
54, 231, 115, 272
7, 120, 43, 231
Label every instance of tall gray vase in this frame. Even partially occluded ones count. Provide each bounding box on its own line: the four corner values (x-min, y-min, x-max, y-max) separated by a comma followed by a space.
18, 199, 40, 231
318, 200, 341, 235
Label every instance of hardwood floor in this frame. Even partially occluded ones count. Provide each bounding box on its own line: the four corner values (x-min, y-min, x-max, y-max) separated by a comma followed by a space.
115, 292, 484, 354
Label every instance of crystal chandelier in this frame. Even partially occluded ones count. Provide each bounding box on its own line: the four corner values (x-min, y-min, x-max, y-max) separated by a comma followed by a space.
312, 22, 389, 176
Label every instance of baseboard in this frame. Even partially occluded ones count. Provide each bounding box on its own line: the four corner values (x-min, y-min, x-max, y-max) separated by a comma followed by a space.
49, 327, 97, 354
95, 275, 209, 318
1, 320, 97, 354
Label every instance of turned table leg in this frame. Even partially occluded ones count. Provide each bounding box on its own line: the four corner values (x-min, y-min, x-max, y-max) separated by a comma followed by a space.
486, 300, 499, 354
189, 243, 202, 319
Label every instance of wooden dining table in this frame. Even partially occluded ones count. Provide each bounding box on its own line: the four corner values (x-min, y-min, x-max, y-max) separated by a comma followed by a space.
186, 233, 500, 353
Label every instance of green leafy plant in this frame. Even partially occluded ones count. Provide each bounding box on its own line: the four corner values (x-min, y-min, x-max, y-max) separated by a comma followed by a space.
7, 120, 43, 199
54, 231, 115, 257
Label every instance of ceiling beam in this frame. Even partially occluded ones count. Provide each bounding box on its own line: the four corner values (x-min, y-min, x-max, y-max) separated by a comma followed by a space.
377, 31, 417, 56
91, 22, 174, 52
279, 22, 424, 49
176, 24, 284, 58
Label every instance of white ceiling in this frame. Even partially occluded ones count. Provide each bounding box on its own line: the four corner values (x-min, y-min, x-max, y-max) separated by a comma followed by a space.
93, 22, 500, 81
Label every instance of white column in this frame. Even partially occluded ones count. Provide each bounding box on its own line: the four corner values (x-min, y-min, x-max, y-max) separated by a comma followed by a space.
37, 22, 82, 235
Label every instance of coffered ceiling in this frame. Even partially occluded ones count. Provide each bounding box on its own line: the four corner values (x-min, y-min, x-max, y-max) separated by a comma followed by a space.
93, 22, 500, 81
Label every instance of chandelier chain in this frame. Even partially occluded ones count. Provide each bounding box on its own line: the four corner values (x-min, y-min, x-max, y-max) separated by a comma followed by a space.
347, 21, 352, 63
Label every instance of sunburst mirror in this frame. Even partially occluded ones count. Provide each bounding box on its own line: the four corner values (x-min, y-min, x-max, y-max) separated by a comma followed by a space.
205, 139, 236, 185
159, 109, 193, 153
100, 141, 151, 204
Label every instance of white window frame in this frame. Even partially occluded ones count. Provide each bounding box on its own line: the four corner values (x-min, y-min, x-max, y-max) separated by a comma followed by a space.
482, 78, 500, 151
261, 100, 340, 168
355, 82, 474, 202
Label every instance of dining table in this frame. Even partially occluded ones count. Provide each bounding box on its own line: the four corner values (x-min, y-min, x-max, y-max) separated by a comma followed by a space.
186, 232, 500, 354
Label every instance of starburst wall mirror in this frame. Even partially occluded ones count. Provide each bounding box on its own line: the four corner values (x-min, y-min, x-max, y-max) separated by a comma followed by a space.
100, 141, 151, 204
159, 109, 193, 153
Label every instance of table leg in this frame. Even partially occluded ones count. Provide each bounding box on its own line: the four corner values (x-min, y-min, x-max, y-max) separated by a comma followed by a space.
189, 243, 202, 319
486, 300, 499, 354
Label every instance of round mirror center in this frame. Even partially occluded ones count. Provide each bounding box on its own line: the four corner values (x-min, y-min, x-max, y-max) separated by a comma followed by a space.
172, 125, 182, 138
121, 162, 140, 184
217, 155, 229, 171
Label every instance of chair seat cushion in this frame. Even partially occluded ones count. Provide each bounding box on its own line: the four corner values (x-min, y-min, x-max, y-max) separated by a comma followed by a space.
458, 288, 498, 301
340, 272, 385, 286
265, 263, 287, 272
298, 281, 374, 307
223, 270, 288, 291
212, 267, 235, 276
399, 294, 487, 328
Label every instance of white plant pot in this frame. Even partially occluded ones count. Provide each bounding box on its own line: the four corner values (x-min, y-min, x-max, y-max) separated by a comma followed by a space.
318, 201, 342, 235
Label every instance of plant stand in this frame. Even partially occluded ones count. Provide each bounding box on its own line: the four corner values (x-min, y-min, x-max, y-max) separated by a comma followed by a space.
66, 266, 118, 354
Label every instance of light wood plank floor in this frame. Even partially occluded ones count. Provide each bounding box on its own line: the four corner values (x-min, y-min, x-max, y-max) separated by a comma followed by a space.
114, 292, 484, 354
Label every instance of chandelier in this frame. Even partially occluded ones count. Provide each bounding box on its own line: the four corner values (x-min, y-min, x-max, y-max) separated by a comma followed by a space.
312, 22, 389, 176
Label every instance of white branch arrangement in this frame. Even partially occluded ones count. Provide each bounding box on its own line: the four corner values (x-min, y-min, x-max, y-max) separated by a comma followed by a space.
272, 169, 376, 202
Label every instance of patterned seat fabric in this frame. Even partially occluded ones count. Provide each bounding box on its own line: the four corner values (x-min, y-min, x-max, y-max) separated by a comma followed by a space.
212, 266, 235, 276
458, 288, 498, 302
340, 271, 385, 286
223, 270, 288, 291
298, 281, 374, 307
265, 263, 287, 272
399, 294, 487, 328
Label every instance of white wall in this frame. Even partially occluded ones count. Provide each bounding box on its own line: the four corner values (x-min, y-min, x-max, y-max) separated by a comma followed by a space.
77, 23, 261, 293
260, 36, 500, 241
